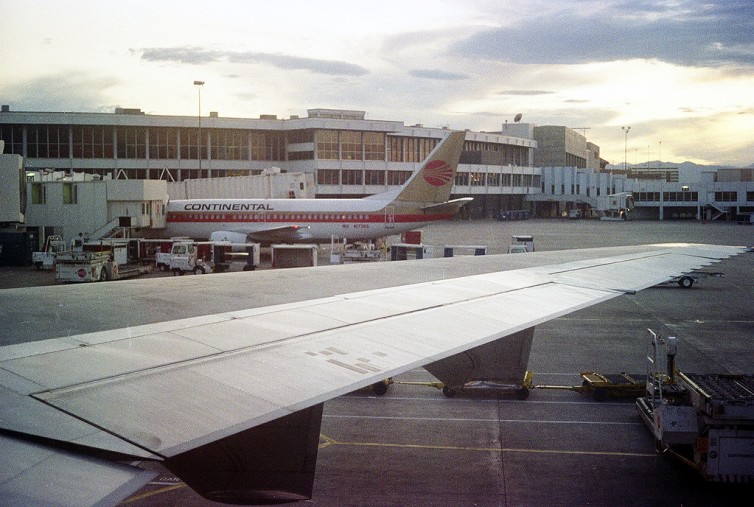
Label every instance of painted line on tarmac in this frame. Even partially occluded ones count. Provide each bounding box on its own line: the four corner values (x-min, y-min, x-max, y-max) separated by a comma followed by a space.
319, 433, 654, 458
339, 394, 640, 406
121, 484, 186, 503
324, 414, 643, 426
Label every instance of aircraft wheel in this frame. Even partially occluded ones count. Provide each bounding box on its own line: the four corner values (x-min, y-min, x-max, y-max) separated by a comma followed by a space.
99, 268, 107, 282
593, 388, 608, 402
678, 276, 694, 288
442, 386, 456, 398
515, 387, 530, 400
372, 381, 388, 396
193, 266, 206, 275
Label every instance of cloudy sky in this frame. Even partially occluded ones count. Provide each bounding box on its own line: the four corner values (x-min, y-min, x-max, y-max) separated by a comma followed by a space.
2, 0, 753, 166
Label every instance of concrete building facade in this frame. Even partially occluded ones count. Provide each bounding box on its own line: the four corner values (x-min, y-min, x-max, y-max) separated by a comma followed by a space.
2, 106, 753, 231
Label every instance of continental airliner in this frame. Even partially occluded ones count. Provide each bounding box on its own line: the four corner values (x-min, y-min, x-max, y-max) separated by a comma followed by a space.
163, 131, 471, 243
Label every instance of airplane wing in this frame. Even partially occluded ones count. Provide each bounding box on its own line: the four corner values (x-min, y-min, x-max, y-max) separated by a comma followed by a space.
0, 243, 745, 505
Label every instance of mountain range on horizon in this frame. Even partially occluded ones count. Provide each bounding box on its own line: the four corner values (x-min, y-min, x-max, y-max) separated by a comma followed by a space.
605, 160, 754, 171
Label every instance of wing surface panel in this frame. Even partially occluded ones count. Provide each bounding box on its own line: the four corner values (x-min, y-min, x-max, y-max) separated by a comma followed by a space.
0, 434, 155, 507
32, 280, 616, 457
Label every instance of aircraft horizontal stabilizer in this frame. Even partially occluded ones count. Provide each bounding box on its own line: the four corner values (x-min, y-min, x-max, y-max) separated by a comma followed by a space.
420, 197, 474, 214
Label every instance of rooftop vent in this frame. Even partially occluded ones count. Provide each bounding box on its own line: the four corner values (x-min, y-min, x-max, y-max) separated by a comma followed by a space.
1, 105, 9, 113
260, 114, 278, 120
114, 108, 144, 115
307, 109, 365, 120
209, 111, 218, 118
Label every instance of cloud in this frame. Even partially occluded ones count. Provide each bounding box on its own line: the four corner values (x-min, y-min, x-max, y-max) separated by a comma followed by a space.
498, 90, 553, 96
1, 74, 119, 112
229, 52, 368, 76
139, 47, 224, 64
138, 47, 369, 76
409, 69, 468, 80
452, 0, 754, 67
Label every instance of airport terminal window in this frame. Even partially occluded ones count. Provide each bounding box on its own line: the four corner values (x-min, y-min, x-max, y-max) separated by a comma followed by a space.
470, 172, 485, 186
387, 136, 405, 162
748, 191, 754, 202
387, 136, 436, 163
212, 129, 248, 160
455, 172, 469, 186
251, 132, 285, 161
0, 125, 24, 155
316, 130, 339, 160
31, 183, 46, 204
341, 131, 362, 160
116, 127, 146, 159
714, 191, 737, 202
73, 125, 114, 158
288, 151, 314, 161
341, 169, 363, 185
27, 125, 70, 158
149, 128, 177, 159
364, 132, 385, 160
180, 128, 198, 159
63, 183, 77, 204
663, 191, 698, 202
487, 173, 501, 186
502, 173, 512, 186
317, 169, 339, 185
287, 129, 314, 144
387, 170, 412, 186
365, 169, 385, 185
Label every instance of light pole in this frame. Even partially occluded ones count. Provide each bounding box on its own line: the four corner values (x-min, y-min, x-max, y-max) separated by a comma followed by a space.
619, 125, 631, 194
194, 80, 204, 177
621, 126, 631, 173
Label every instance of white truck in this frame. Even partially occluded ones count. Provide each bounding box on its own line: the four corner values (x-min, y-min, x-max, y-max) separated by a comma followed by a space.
598, 192, 634, 220
161, 242, 213, 275
55, 251, 117, 283
156, 240, 260, 274
32, 235, 69, 270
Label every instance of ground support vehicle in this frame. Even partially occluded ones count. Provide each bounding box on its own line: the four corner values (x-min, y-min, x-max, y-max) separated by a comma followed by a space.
32, 235, 69, 270
55, 251, 116, 283
156, 240, 260, 275
165, 242, 213, 275
532, 371, 647, 401
342, 242, 384, 263
372, 371, 534, 400
636, 330, 754, 482
658, 270, 724, 288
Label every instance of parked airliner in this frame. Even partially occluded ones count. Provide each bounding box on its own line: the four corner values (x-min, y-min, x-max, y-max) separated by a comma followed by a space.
163, 131, 470, 243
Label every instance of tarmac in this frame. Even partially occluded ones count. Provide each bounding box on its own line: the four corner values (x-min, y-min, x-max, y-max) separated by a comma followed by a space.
2, 218, 753, 506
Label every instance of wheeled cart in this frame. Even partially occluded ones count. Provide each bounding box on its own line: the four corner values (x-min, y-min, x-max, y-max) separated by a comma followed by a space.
636, 329, 754, 482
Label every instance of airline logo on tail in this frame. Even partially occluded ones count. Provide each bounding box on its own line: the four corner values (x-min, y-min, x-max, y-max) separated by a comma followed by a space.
422, 160, 454, 186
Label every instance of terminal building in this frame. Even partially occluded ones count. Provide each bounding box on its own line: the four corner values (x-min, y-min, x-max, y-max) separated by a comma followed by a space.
1, 105, 753, 251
